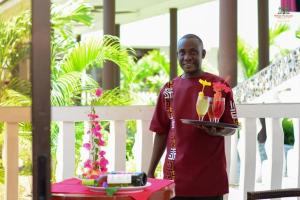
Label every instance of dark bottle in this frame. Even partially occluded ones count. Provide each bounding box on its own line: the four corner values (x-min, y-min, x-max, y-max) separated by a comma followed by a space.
97, 172, 147, 187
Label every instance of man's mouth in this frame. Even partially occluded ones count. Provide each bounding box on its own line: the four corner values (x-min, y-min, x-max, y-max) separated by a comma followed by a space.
184, 64, 193, 68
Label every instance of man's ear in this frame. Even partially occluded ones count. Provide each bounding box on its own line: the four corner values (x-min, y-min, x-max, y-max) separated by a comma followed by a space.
202, 49, 206, 59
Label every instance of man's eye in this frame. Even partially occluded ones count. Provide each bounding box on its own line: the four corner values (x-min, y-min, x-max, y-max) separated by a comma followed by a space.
190, 51, 198, 56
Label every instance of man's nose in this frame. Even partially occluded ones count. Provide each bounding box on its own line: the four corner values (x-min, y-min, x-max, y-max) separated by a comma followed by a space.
183, 53, 192, 61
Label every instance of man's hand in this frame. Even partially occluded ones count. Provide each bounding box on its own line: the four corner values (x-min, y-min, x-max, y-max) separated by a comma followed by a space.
196, 125, 235, 136
197, 125, 218, 135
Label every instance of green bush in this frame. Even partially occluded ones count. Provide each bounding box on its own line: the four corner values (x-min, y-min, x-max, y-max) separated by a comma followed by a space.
282, 118, 294, 145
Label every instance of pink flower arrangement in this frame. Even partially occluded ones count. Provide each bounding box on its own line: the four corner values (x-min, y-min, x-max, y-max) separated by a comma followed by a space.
82, 88, 108, 178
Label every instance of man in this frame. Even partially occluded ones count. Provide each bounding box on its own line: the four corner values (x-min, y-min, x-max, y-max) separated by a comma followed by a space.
148, 34, 238, 200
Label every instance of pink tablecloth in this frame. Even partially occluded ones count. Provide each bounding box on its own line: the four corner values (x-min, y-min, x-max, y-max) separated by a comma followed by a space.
52, 178, 173, 200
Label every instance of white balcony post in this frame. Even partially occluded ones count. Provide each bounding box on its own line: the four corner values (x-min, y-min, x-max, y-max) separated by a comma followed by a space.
56, 122, 75, 181
264, 118, 284, 189
135, 120, 154, 173
3, 122, 19, 200
225, 134, 231, 178
239, 118, 257, 200
287, 118, 300, 192
108, 120, 126, 171
229, 131, 239, 184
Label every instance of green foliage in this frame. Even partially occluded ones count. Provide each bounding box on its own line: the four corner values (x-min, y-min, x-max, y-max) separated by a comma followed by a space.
237, 37, 258, 78
51, 1, 93, 39
51, 72, 98, 106
0, 11, 30, 72
282, 118, 294, 145
126, 120, 137, 160
127, 50, 169, 93
120, 50, 170, 105
74, 122, 85, 174
238, 24, 290, 78
296, 27, 300, 39
62, 36, 132, 74
269, 24, 290, 46
0, 11, 31, 106
94, 88, 132, 106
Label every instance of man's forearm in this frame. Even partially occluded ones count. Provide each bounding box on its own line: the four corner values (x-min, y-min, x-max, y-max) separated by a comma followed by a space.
148, 133, 168, 177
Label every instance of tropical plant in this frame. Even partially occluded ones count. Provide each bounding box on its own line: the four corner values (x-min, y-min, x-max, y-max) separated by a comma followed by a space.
282, 118, 294, 145
0, 11, 31, 106
296, 27, 300, 39
125, 50, 169, 93
238, 24, 290, 78
0, 0, 134, 184
237, 37, 259, 78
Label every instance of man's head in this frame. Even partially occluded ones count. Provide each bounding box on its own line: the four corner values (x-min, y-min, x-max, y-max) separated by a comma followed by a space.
177, 34, 206, 78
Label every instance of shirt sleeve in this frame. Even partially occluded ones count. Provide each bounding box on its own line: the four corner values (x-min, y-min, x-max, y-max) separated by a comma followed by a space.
220, 82, 239, 125
149, 86, 171, 134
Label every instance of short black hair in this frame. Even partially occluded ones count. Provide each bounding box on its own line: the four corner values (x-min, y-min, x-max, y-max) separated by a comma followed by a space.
178, 34, 203, 47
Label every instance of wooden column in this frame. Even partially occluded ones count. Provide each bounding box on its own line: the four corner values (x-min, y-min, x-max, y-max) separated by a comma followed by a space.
258, 0, 269, 70
170, 8, 177, 80
114, 23, 120, 87
219, 0, 237, 87
31, 0, 51, 199
102, 0, 117, 90
257, 0, 269, 155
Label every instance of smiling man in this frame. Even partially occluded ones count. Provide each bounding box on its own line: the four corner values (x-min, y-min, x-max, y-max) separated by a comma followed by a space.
147, 34, 238, 200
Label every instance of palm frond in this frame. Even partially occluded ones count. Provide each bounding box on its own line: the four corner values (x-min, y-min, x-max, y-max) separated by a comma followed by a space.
61, 40, 104, 73
6, 77, 31, 96
61, 35, 132, 75
269, 24, 290, 45
0, 89, 31, 106
94, 88, 132, 106
51, 72, 98, 106
0, 11, 30, 72
51, 1, 93, 38
237, 37, 258, 78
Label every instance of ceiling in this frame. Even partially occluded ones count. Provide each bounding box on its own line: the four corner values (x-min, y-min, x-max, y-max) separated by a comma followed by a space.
1, 0, 214, 33
55, 0, 215, 34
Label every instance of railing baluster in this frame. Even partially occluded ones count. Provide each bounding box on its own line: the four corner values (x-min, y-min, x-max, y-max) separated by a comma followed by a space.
239, 118, 257, 200
108, 120, 126, 171
56, 122, 75, 181
224, 134, 232, 200
3, 122, 19, 200
287, 118, 300, 199
229, 131, 239, 185
136, 120, 154, 173
265, 118, 284, 190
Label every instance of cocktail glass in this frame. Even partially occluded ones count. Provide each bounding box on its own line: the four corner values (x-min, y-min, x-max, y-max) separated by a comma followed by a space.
207, 98, 214, 122
212, 97, 225, 123
196, 96, 210, 121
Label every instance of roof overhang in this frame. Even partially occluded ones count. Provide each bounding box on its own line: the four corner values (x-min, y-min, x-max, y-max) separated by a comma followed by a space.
1, 0, 214, 33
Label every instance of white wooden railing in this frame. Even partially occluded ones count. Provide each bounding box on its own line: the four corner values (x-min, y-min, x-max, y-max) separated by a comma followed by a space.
0, 104, 300, 200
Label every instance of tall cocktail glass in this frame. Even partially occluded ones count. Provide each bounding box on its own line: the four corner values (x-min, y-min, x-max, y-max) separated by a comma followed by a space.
212, 97, 225, 122
196, 95, 210, 121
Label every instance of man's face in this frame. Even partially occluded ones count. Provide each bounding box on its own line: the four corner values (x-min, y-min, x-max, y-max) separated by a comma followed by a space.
177, 37, 205, 75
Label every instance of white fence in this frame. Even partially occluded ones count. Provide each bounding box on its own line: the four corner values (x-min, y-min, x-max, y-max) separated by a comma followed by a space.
0, 104, 300, 200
